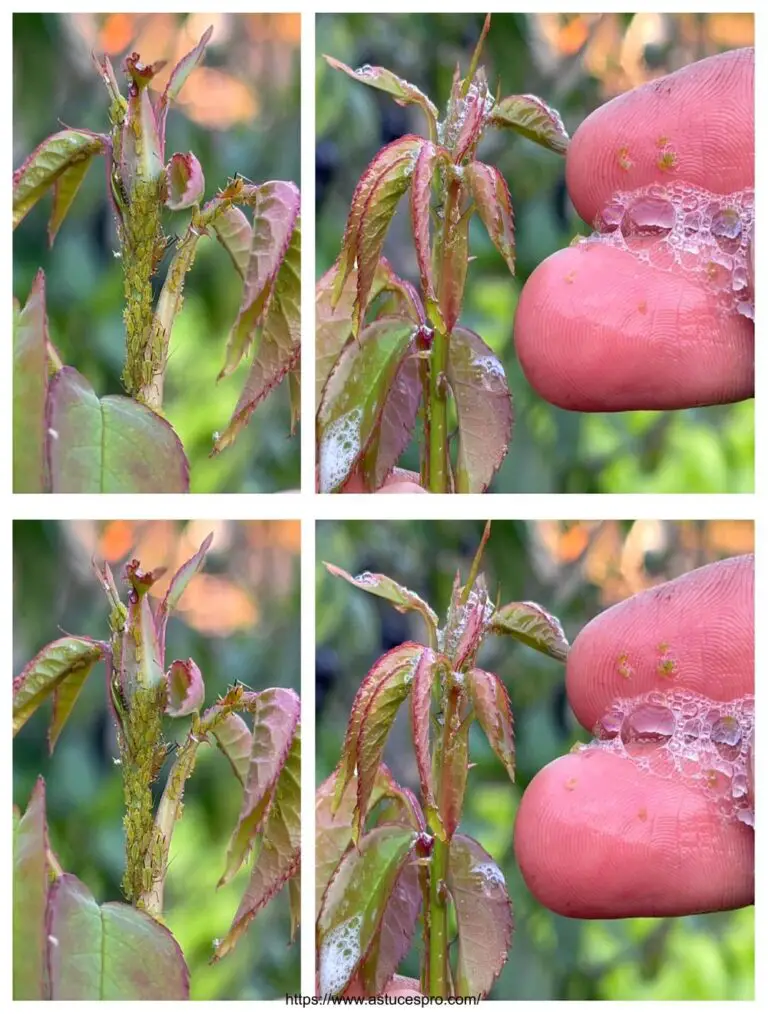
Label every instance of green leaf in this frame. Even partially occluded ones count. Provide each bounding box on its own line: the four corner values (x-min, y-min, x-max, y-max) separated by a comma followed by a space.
220, 688, 300, 885
13, 270, 49, 492
122, 563, 165, 697
13, 779, 49, 1000
213, 216, 301, 454
466, 668, 515, 781
465, 161, 515, 275
447, 834, 513, 997
333, 136, 424, 332
13, 129, 105, 229
156, 532, 213, 650
46, 367, 190, 492
49, 157, 94, 246
324, 562, 438, 635
214, 722, 301, 961
316, 257, 422, 405
446, 326, 513, 493
288, 875, 301, 944
360, 350, 422, 491
490, 600, 569, 661
317, 826, 418, 997
13, 637, 104, 739
489, 93, 570, 155
325, 55, 438, 132
331, 643, 425, 828
212, 205, 252, 278
157, 26, 214, 146
317, 764, 422, 913
220, 181, 300, 379
317, 316, 416, 492
47, 874, 189, 999
360, 859, 421, 995
212, 712, 252, 785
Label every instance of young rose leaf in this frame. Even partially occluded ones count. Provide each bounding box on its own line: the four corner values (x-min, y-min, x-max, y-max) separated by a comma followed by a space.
165, 151, 205, 210
316, 257, 423, 405
453, 71, 491, 162
465, 162, 515, 274
220, 181, 300, 379
14, 270, 49, 493
466, 668, 515, 781
165, 658, 205, 717
288, 875, 301, 944
214, 723, 300, 961
410, 141, 443, 316
324, 562, 438, 635
13, 637, 104, 739
13, 129, 106, 229
490, 601, 569, 661
438, 203, 470, 333
212, 205, 252, 278
332, 136, 424, 324
360, 858, 421, 995
448, 835, 512, 997
325, 56, 438, 131
438, 708, 469, 840
122, 563, 165, 698
360, 351, 422, 491
220, 688, 300, 886
13, 779, 49, 1000
46, 367, 190, 492
211, 713, 252, 785
48, 157, 94, 247
157, 26, 214, 148
489, 93, 570, 155
155, 532, 213, 652
213, 217, 300, 454
317, 316, 416, 493
289, 367, 301, 435
440, 574, 491, 663
47, 874, 189, 999
317, 764, 422, 912
317, 826, 418, 997
410, 648, 443, 833
446, 327, 512, 493
120, 56, 164, 192
332, 643, 425, 815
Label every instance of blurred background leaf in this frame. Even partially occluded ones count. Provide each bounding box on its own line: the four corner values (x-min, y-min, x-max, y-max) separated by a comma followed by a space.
14, 520, 300, 999
315, 520, 754, 999
316, 13, 754, 492
13, 13, 300, 492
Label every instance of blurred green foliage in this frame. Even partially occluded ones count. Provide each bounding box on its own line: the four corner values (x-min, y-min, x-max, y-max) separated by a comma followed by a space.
13, 521, 300, 999
316, 13, 754, 492
316, 520, 754, 999
13, 13, 300, 492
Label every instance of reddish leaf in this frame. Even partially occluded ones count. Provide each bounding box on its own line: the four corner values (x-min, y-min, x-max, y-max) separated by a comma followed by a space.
438, 201, 470, 333
156, 26, 214, 149
490, 601, 569, 661
360, 859, 421, 994
361, 351, 422, 491
317, 316, 416, 492
331, 643, 425, 817
317, 826, 418, 997
489, 93, 570, 155
46, 367, 189, 492
47, 874, 189, 998
316, 257, 422, 405
466, 668, 515, 781
333, 136, 424, 330
324, 562, 438, 634
447, 835, 513, 997
410, 141, 442, 312
214, 722, 300, 961
446, 327, 512, 492
13, 270, 49, 493
13, 129, 106, 229
211, 713, 252, 785
465, 162, 515, 274
121, 564, 164, 698
212, 205, 252, 279
453, 72, 491, 162
13, 637, 104, 740
220, 181, 300, 379
13, 779, 49, 999
440, 574, 492, 664
213, 216, 300, 454
325, 56, 438, 129
410, 648, 443, 834
165, 151, 205, 209
156, 532, 213, 653
120, 56, 164, 191
438, 706, 469, 840
220, 688, 300, 885
165, 659, 205, 717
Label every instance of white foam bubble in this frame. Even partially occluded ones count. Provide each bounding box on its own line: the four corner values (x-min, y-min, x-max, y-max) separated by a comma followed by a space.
319, 408, 363, 493
319, 913, 363, 997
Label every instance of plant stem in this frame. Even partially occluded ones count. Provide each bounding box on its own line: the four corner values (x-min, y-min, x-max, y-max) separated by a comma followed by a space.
428, 836, 449, 997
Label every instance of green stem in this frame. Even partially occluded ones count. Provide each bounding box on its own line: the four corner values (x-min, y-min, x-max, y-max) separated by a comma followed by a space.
428, 837, 449, 997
